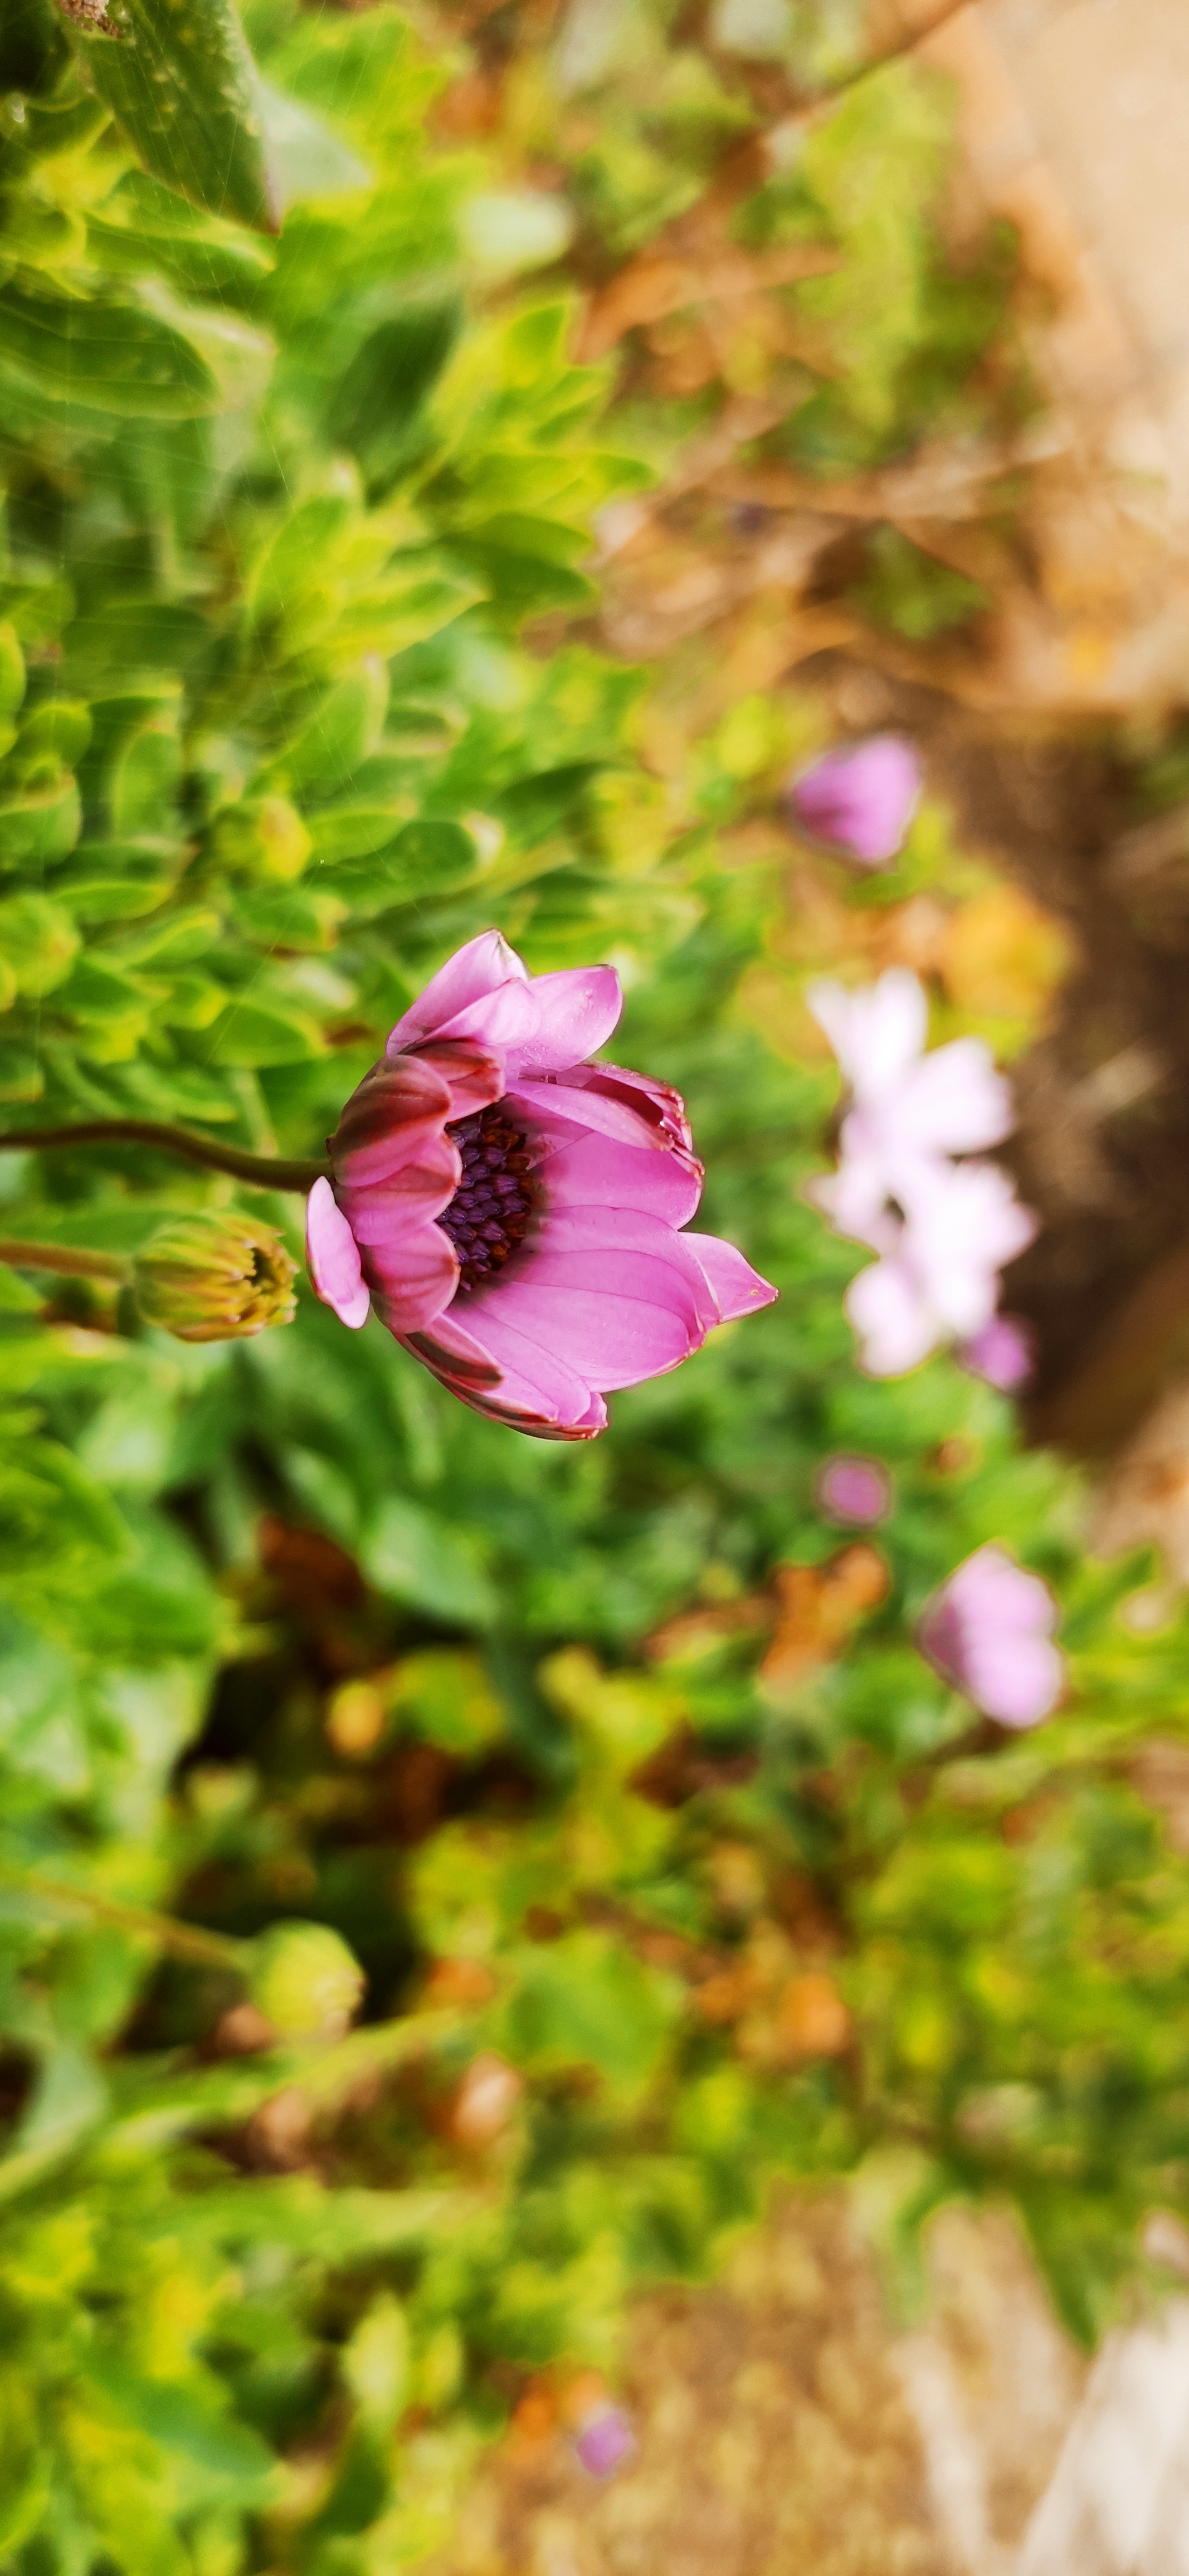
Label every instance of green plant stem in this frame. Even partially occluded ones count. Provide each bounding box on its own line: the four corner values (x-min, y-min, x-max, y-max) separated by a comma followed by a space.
0, 1238, 130, 1282
0, 1121, 328, 1193
0, 1865, 247, 1971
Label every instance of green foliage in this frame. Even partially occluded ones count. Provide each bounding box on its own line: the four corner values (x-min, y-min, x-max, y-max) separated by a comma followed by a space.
0, 5, 1182, 2570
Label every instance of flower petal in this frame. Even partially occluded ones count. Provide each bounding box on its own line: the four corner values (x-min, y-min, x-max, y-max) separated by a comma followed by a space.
503, 965, 622, 1079
807, 970, 927, 1097
525, 1206, 722, 1327
386, 930, 527, 1050
550, 1061, 694, 1150
508, 1079, 672, 1157
411, 1040, 505, 1122
306, 1176, 370, 1329
681, 1231, 777, 1320
541, 1130, 704, 1228
339, 1139, 460, 1239
893, 1039, 1013, 1156
918, 1545, 1062, 1726
845, 1255, 940, 1375
405, 1305, 607, 1438
363, 1221, 459, 1334
330, 1057, 452, 1189
469, 1254, 704, 1392
790, 736, 921, 867
426, 978, 539, 1053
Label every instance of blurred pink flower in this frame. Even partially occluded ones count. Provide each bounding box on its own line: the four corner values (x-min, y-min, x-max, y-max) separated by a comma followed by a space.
808, 970, 1013, 1240
788, 735, 922, 867
844, 1162, 1036, 1376
816, 1453, 893, 1525
574, 2404, 636, 2479
807, 969, 1035, 1375
306, 931, 776, 1440
961, 1313, 1035, 1392
917, 1542, 1063, 1728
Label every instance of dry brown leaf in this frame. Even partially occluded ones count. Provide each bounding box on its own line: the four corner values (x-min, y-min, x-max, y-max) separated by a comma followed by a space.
774, 1971, 852, 2059
761, 1546, 890, 1691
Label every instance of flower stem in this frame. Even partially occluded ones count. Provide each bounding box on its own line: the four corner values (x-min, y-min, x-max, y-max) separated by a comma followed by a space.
0, 1120, 328, 1193
0, 1237, 130, 1282
0, 1865, 247, 1970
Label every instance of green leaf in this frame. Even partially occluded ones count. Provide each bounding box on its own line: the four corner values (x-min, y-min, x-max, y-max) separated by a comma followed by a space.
0, 1045, 43, 1104
0, 775, 81, 867
0, 626, 26, 724
107, 718, 181, 836
306, 802, 409, 865
204, 993, 325, 1065
0, 894, 80, 996
262, 661, 388, 797
51, 843, 182, 924
65, 0, 277, 237
382, 817, 480, 898
499, 1930, 680, 2102
362, 1495, 497, 1628
0, 282, 218, 419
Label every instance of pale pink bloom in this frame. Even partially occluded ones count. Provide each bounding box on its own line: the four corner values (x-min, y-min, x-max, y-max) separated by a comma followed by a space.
844, 1160, 1036, 1377
815, 1453, 892, 1526
574, 2404, 636, 2479
917, 1542, 1063, 1728
808, 969, 1013, 1242
961, 1313, 1035, 1392
306, 931, 776, 1440
788, 736, 922, 867
807, 969, 1035, 1376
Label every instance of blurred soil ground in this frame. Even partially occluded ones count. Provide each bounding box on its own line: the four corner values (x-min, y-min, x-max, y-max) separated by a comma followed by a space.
426, 2194, 1086, 2576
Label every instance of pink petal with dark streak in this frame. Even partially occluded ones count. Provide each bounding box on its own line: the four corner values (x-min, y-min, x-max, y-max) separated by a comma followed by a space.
411, 1039, 505, 1121
330, 1057, 453, 1189
363, 1221, 459, 1335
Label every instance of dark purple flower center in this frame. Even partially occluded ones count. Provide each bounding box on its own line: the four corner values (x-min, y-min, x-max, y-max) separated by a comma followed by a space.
438, 1104, 535, 1291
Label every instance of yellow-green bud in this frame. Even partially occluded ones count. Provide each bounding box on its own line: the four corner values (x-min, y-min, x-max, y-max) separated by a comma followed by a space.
248, 1921, 365, 2040
213, 795, 312, 882
133, 1211, 297, 1343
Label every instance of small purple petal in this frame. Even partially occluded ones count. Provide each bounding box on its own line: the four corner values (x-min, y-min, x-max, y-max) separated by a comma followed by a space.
816, 1454, 893, 1526
788, 736, 922, 867
961, 1313, 1036, 1392
575, 2407, 636, 2480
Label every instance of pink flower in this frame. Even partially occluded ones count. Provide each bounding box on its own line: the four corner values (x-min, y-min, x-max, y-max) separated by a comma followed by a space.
961, 1313, 1035, 1392
574, 2404, 636, 2479
306, 931, 776, 1440
807, 970, 1036, 1377
816, 1453, 892, 1526
788, 736, 922, 867
917, 1542, 1063, 1728
808, 970, 1013, 1240
844, 1160, 1037, 1376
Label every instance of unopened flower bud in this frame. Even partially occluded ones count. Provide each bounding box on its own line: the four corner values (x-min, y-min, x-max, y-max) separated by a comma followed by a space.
213, 794, 312, 882
134, 1211, 297, 1343
248, 1921, 365, 2040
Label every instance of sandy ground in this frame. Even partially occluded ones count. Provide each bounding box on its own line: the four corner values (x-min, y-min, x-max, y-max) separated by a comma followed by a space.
426, 2196, 1093, 2576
